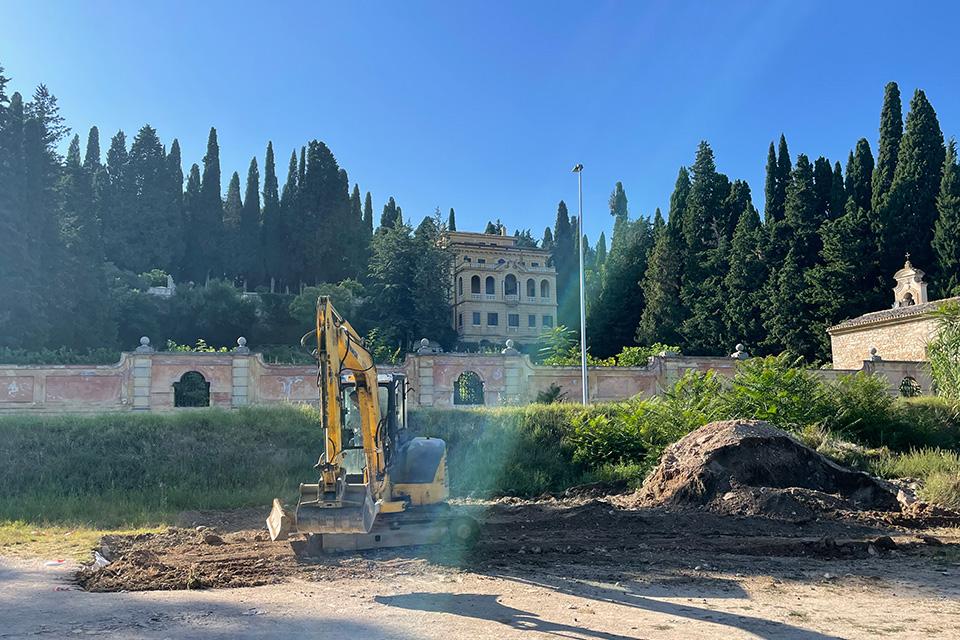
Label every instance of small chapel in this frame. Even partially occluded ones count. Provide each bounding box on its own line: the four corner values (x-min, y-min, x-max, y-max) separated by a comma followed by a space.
828, 257, 959, 369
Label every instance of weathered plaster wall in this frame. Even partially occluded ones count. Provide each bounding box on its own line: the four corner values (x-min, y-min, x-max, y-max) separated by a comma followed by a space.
829, 316, 938, 370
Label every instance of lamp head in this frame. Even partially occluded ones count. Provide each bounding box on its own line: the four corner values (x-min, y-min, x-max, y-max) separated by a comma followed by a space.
572, 163, 583, 173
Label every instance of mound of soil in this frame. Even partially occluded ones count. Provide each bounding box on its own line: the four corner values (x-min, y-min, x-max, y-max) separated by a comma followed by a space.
631, 420, 900, 520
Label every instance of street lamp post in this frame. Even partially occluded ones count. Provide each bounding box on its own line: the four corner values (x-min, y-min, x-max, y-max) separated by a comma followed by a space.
572, 163, 588, 404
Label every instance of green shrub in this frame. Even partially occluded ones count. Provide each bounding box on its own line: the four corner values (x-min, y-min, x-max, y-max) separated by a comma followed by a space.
928, 301, 960, 401
920, 472, 960, 509
722, 354, 830, 428
0, 347, 122, 365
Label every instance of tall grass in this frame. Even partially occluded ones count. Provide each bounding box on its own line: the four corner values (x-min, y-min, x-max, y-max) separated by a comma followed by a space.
0, 406, 322, 526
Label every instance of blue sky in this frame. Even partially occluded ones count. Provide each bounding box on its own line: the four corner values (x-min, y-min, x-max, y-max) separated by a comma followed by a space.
3, 1, 958, 243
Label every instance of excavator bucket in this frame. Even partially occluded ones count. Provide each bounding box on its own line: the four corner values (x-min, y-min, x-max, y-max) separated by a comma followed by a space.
266, 482, 378, 541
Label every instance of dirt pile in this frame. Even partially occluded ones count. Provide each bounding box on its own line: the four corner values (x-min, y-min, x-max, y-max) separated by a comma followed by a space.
631, 420, 900, 520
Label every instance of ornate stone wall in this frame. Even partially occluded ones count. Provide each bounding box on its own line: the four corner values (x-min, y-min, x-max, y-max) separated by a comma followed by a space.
829, 316, 939, 370
0, 348, 931, 413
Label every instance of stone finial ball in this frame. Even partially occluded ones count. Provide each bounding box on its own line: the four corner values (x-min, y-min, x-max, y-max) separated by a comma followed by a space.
139, 336, 150, 346
735, 343, 745, 352
238, 337, 247, 347
420, 338, 430, 347
870, 347, 878, 355
505, 339, 515, 349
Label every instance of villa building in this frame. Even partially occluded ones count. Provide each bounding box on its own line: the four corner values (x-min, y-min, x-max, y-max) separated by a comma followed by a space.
446, 229, 557, 346
828, 258, 958, 370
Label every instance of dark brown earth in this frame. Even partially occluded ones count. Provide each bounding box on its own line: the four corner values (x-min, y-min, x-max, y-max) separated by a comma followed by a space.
76, 420, 960, 593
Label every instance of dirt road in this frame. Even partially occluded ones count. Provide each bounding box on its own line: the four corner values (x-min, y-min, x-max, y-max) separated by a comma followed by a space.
3, 499, 960, 639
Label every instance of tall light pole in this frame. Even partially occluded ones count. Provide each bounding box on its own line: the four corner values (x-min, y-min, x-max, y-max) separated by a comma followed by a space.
572, 163, 588, 404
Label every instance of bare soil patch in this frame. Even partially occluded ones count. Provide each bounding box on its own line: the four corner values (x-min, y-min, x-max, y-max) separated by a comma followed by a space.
77, 420, 960, 593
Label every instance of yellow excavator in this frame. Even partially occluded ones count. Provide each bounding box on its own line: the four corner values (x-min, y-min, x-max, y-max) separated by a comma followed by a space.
267, 296, 478, 552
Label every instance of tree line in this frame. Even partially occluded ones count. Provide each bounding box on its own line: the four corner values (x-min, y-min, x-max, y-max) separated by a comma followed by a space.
564, 82, 960, 362
0, 61, 453, 355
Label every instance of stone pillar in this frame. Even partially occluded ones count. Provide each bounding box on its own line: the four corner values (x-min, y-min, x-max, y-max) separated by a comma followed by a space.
232, 356, 250, 408
418, 356, 435, 407
132, 355, 152, 411
501, 341, 523, 403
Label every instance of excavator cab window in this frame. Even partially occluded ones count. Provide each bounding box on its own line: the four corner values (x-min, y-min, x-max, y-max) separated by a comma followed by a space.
339, 385, 365, 479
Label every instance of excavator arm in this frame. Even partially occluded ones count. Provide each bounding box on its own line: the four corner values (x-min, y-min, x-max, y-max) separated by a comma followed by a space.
268, 296, 388, 540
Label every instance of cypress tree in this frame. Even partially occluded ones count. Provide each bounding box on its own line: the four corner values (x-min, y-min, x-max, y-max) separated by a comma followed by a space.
261, 141, 283, 291
679, 141, 731, 354
830, 161, 846, 220
763, 141, 779, 222
448, 207, 456, 231
884, 89, 945, 274
552, 200, 577, 330
784, 154, 820, 264
381, 196, 400, 229
845, 138, 874, 212
165, 138, 184, 275
83, 126, 100, 169
125, 124, 178, 273
198, 127, 224, 280
933, 139, 960, 296
363, 192, 374, 238
771, 134, 792, 221
637, 168, 689, 346
872, 81, 903, 213
57, 135, 116, 348
542, 227, 553, 251
102, 130, 129, 268
609, 181, 629, 245
595, 231, 607, 267
723, 202, 766, 351
349, 183, 365, 277
484, 220, 497, 234
279, 150, 299, 288
222, 170, 243, 280
0, 87, 46, 348
239, 157, 262, 287
181, 163, 202, 282
813, 156, 834, 224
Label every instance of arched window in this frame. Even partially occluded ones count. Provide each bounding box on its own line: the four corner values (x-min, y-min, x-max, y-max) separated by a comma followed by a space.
471, 275, 481, 294
458, 277, 463, 297
540, 279, 550, 299
174, 371, 210, 407
899, 376, 922, 397
504, 274, 518, 295
485, 276, 495, 295
526, 278, 536, 297
453, 371, 484, 405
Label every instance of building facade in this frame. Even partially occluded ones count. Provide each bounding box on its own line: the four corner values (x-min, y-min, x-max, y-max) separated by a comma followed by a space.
446, 230, 557, 346
828, 259, 957, 370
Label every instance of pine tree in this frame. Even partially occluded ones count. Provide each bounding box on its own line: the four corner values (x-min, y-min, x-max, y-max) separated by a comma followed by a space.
872, 81, 903, 213
261, 141, 283, 291
238, 157, 262, 287
198, 127, 224, 280
723, 202, 766, 351
933, 139, 960, 296
83, 126, 100, 169
884, 89, 945, 273
448, 207, 456, 231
